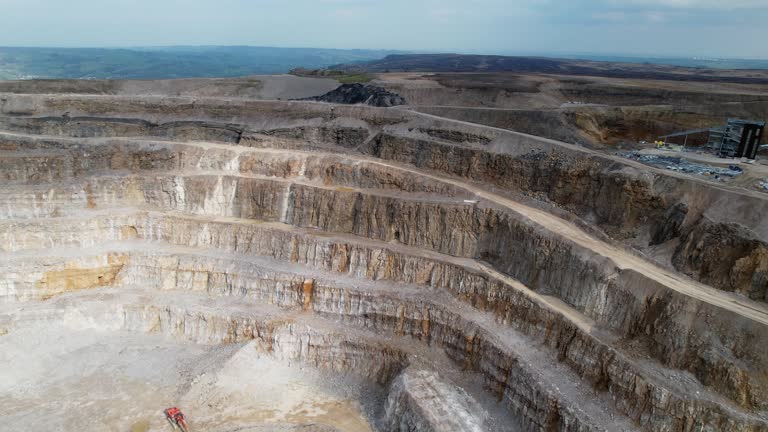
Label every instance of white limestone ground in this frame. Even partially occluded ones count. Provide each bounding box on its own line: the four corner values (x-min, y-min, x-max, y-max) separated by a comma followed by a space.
0, 314, 377, 432
181, 341, 375, 432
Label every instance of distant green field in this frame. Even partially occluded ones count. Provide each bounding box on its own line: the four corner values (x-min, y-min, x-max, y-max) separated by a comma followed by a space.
336, 73, 373, 84
0, 46, 400, 80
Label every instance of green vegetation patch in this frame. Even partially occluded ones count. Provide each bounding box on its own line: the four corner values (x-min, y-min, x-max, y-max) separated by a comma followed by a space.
336, 73, 373, 84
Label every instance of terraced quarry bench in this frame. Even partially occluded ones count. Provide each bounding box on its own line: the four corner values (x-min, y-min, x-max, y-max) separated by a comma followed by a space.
1, 88, 767, 431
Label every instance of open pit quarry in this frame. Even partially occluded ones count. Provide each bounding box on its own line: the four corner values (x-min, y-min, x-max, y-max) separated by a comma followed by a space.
1, 78, 768, 432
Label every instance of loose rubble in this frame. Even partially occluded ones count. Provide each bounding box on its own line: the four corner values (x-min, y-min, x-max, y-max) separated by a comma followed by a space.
301, 83, 407, 107
622, 151, 744, 180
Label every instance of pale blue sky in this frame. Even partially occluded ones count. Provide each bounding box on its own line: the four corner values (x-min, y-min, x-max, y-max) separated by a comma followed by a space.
1, 0, 767, 57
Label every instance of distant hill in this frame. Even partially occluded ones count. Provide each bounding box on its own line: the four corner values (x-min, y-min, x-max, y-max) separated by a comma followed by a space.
0, 46, 401, 80
5, 48, 767, 84
557, 54, 768, 70
333, 54, 768, 84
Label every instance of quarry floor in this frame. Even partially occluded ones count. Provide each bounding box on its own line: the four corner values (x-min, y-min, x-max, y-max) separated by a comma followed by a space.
0, 309, 377, 432
0, 285, 521, 432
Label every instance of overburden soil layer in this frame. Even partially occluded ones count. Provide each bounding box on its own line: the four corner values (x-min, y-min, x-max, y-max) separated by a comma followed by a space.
1, 77, 768, 432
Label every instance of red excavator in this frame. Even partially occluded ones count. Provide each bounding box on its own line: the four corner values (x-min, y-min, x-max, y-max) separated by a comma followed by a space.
164, 407, 189, 432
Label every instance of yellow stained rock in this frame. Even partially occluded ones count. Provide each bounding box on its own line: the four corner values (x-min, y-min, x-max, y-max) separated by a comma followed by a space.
36, 255, 129, 299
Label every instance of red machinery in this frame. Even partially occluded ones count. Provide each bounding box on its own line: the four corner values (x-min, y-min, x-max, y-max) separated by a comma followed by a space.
164, 407, 189, 432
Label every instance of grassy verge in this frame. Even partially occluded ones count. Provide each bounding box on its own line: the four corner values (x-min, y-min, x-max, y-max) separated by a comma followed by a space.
336, 73, 373, 84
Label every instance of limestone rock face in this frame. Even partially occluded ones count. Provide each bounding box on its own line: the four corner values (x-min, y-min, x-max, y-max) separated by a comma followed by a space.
384, 369, 489, 432
361, 131, 768, 295
674, 221, 768, 301
0, 88, 767, 432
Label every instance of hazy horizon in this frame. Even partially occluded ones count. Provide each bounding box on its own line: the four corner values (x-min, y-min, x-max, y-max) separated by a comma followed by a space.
1, 0, 767, 58
1, 45, 767, 61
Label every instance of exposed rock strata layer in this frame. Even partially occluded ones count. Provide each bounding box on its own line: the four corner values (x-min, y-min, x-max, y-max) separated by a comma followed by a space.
1, 90, 767, 431
2, 92, 766, 297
